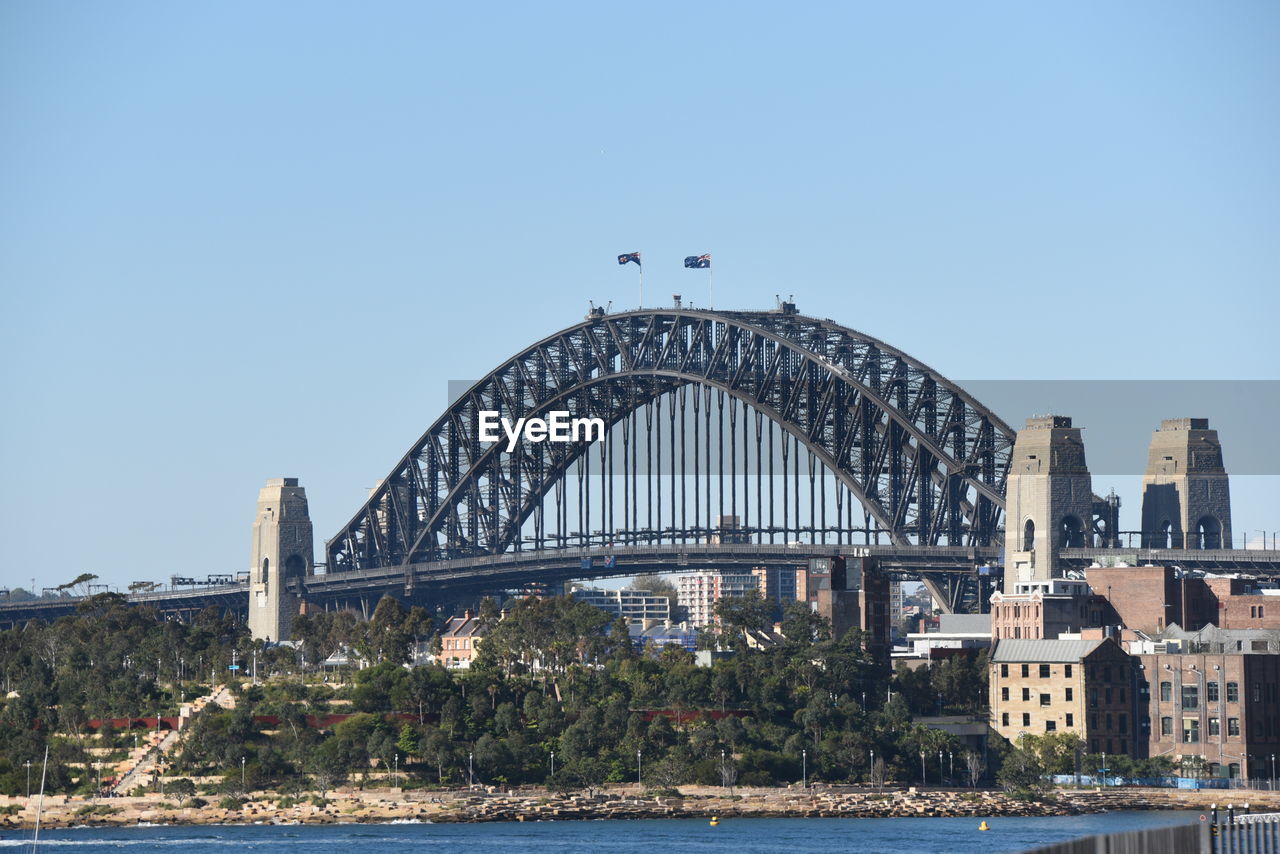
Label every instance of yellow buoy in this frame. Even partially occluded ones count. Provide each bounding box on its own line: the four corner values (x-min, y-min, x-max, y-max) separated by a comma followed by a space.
979, 821, 990, 831
709, 817, 720, 826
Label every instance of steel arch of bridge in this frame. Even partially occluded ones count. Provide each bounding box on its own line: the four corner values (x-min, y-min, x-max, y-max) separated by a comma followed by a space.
327, 309, 1017, 574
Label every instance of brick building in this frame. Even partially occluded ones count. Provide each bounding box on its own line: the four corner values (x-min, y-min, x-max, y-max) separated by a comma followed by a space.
990, 638, 1139, 756
1134, 626, 1280, 780
1088, 565, 1280, 635
438, 610, 489, 668
990, 578, 1102, 641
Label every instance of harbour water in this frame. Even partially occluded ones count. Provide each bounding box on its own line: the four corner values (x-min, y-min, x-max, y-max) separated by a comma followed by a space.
1, 811, 1200, 853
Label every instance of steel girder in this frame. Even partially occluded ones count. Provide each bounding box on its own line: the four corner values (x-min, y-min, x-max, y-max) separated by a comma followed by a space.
326, 309, 1017, 572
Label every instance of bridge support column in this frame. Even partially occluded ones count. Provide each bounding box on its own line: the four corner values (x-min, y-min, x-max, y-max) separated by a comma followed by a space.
1004, 416, 1094, 583
1140, 418, 1232, 550
248, 478, 313, 642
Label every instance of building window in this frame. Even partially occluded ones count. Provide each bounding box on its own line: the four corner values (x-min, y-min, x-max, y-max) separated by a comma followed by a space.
1022, 664, 1030, 678
1065, 687, 1073, 702
1207, 681, 1219, 703
1105, 687, 1113, 704
1022, 713, 1030, 726
1040, 664, 1051, 678
1119, 713, 1127, 731
1160, 681, 1172, 702
1254, 683, 1262, 703
1209, 717, 1220, 736
1045, 720, 1057, 732
1066, 713, 1074, 727
1160, 717, 1173, 737
1002, 687, 1009, 701
1182, 685, 1198, 710
1227, 682, 1239, 703
1228, 718, 1240, 736
1140, 717, 1150, 736
1182, 719, 1200, 744
1139, 680, 1150, 701
1089, 690, 1098, 708
1001, 664, 1009, 678
1065, 664, 1073, 678
1106, 713, 1113, 730
1040, 693, 1051, 707
1022, 688, 1031, 702
1002, 712, 1009, 727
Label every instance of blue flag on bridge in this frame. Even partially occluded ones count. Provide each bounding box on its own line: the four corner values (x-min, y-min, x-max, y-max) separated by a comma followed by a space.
618, 252, 641, 267
683, 254, 711, 269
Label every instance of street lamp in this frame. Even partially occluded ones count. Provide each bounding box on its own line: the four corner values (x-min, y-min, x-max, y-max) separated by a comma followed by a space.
920, 751, 926, 784
938, 750, 943, 786
637, 749, 642, 786
468, 751, 474, 788
393, 753, 398, 789
721, 749, 726, 788
25, 760, 31, 798
802, 749, 807, 788
550, 751, 555, 780
240, 756, 246, 789
869, 749, 875, 785
1271, 754, 1276, 791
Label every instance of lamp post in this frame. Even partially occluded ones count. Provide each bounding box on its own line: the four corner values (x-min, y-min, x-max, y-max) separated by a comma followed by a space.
721, 749, 726, 788
1101, 751, 1108, 787
869, 749, 875, 785
802, 749, 807, 788
241, 756, 246, 790
468, 751, 474, 788
550, 751, 555, 780
393, 753, 398, 789
938, 750, 943, 786
920, 751, 926, 784
637, 749, 642, 786
25, 760, 31, 798
949, 751, 954, 783
1271, 754, 1276, 791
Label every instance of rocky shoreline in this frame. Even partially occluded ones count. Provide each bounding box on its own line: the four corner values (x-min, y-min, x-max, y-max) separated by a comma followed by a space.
4, 785, 1276, 830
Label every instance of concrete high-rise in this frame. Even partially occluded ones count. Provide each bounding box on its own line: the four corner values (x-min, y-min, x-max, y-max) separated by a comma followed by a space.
1003, 416, 1095, 583
247, 478, 313, 642
1140, 418, 1232, 550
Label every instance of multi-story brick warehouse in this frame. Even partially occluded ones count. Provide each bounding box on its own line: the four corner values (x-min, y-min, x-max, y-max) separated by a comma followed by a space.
990, 638, 1140, 756
1135, 627, 1280, 780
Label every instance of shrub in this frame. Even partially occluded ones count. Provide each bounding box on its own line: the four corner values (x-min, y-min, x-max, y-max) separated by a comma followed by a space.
217, 796, 244, 810
181, 797, 208, 809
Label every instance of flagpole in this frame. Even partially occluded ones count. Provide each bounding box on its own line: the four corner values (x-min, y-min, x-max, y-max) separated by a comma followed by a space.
640, 265, 644, 308
709, 261, 713, 309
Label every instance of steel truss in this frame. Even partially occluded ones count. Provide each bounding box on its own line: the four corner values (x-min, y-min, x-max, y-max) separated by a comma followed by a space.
327, 309, 1017, 575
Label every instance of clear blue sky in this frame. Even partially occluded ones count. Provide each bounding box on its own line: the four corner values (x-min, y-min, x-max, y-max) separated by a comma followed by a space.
2, 2, 1277, 592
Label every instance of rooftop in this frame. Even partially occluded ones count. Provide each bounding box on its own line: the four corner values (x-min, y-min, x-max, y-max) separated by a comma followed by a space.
991, 638, 1106, 663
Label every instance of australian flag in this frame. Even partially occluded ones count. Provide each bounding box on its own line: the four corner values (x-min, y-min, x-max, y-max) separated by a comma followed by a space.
683, 254, 711, 269
617, 252, 641, 267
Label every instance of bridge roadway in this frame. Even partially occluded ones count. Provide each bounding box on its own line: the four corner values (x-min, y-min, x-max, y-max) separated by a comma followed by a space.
4, 546, 1280, 627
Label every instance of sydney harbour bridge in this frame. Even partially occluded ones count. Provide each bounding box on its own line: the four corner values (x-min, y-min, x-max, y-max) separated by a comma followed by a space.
5, 304, 1279, 629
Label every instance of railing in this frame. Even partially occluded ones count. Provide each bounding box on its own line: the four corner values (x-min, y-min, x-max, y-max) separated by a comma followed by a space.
1210, 808, 1280, 854
1025, 822, 1205, 854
